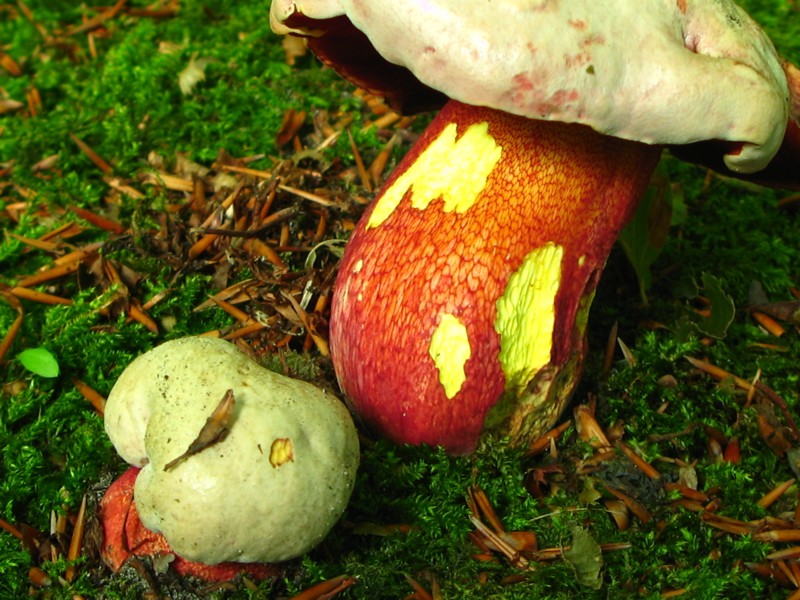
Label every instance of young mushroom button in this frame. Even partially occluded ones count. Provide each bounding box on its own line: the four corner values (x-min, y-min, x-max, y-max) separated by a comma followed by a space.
270, 0, 800, 454
101, 337, 359, 575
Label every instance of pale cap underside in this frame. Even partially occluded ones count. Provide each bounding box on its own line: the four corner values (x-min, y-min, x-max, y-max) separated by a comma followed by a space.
271, 0, 791, 174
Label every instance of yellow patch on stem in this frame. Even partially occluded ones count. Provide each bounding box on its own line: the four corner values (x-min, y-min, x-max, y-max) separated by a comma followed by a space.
495, 244, 564, 394
367, 122, 502, 228
268, 437, 294, 468
429, 313, 472, 399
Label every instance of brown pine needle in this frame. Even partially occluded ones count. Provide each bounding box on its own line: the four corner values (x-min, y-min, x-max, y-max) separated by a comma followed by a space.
757, 478, 796, 509
198, 181, 244, 228
749, 342, 789, 352
604, 485, 651, 524
767, 546, 800, 561
363, 111, 401, 131
347, 130, 372, 193
702, 513, 755, 535
525, 419, 571, 457
0, 291, 23, 363
26, 86, 41, 116
7, 232, 60, 252
469, 515, 530, 569
616, 439, 661, 480
660, 589, 689, 598
602, 321, 619, 374
140, 289, 171, 312
202, 205, 298, 239
143, 172, 194, 192
605, 499, 629, 531
469, 486, 506, 535
70, 205, 126, 234
0, 517, 24, 540
69, 133, 113, 174
38, 221, 84, 242
574, 405, 611, 449
684, 355, 753, 392
663, 483, 709, 503
368, 134, 397, 187
278, 184, 335, 207
777, 560, 799, 587
312, 293, 329, 315
193, 279, 258, 312
128, 303, 159, 334
220, 164, 274, 179
404, 575, 434, 600
27, 566, 51, 588
777, 192, 800, 209
288, 575, 356, 600
223, 321, 268, 340
275, 109, 306, 147
669, 498, 706, 512
243, 238, 286, 268
0, 52, 22, 77
209, 295, 251, 323
72, 379, 106, 415
65, 495, 87, 582
54, 242, 101, 266
10, 287, 72, 306
280, 290, 329, 356
0, 98, 24, 114
751, 310, 787, 337
753, 529, 800, 543
65, 0, 126, 35
617, 337, 637, 367
104, 176, 146, 199
188, 230, 223, 259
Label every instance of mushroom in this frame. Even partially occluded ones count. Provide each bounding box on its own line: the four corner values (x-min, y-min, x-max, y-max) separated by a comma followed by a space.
100, 337, 359, 575
270, 1, 800, 454
100, 466, 279, 582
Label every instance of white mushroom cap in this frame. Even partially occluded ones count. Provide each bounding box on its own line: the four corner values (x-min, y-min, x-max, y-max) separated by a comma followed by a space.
104, 337, 359, 564
271, 0, 791, 174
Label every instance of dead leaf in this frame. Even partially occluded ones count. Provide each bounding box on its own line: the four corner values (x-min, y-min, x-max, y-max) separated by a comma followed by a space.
563, 526, 603, 589
178, 53, 211, 95
164, 389, 236, 471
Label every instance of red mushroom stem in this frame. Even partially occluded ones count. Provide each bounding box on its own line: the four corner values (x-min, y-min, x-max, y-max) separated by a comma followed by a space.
330, 99, 662, 455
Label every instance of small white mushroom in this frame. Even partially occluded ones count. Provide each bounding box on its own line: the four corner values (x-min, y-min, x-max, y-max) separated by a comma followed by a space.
104, 336, 359, 564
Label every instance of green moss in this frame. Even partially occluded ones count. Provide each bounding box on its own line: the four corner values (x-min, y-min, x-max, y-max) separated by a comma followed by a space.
2, 0, 800, 598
